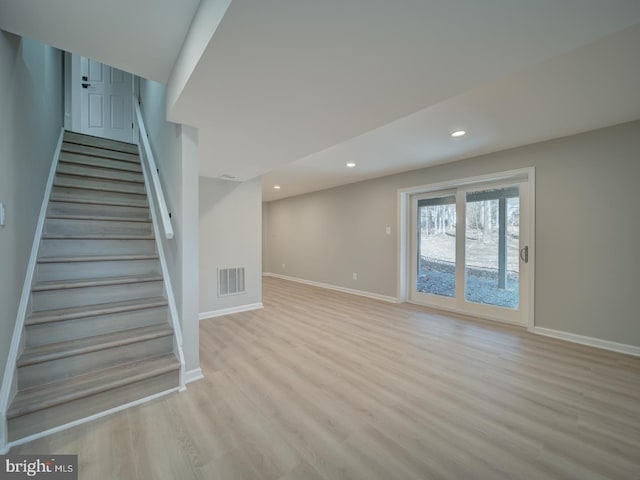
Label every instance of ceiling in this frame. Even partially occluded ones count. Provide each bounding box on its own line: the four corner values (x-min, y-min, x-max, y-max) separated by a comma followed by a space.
0, 0, 200, 82
166, 0, 640, 201
1, 0, 640, 202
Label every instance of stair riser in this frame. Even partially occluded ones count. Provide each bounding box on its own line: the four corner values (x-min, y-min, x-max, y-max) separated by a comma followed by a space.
57, 163, 144, 183
18, 335, 174, 389
48, 201, 150, 220
9, 369, 179, 441
63, 132, 138, 154
40, 238, 157, 257
51, 186, 148, 207
45, 218, 153, 237
55, 174, 146, 195
62, 143, 139, 163
59, 152, 142, 173
32, 280, 164, 311
36, 259, 161, 283
25, 307, 169, 346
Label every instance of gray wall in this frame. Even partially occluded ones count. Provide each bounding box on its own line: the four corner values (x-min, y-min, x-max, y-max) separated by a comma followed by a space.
200, 176, 262, 315
139, 79, 200, 374
0, 32, 62, 382
264, 120, 640, 347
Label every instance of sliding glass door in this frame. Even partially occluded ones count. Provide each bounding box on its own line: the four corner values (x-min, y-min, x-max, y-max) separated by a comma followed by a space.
410, 180, 530, 325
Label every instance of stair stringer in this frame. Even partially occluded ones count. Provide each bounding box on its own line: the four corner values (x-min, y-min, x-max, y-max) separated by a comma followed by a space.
0, 128, 65, 454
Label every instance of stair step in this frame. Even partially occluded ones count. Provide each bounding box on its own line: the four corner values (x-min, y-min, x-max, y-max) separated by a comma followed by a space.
47, 200, 150, 220
57, 162, 144, 183
33, 274, 163, 292
44, 217, 153, 237
40, 237, 157, 258
38, 254, 158, 263
43, 234, 154, 240
26, 297, 168, 325
51, 186, 148, 207
47, 214, 151, 223
62, 142, 140, 164
36, 256, 161, 283
55, 174, 146, 195
18, 324, 173, 368
25, 305, 168, 346
60, 152, 142, 173
31, 277, 164, 312
7, 354, 179, 419
64, 131, 138, 155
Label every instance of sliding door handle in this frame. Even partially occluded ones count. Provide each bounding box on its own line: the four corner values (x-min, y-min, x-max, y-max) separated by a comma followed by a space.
520, 246, 529, 263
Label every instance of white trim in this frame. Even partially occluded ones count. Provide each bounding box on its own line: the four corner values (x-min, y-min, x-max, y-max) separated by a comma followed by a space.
184, 368, 204, 384
140, 144, 186, 390
407, 300, 526, 328
5, 387, 180, 452
264, 273, 398, 304
0, 128, 64, 455
534, 327, 640, 357
397, 167, 536, 328
199, 303, 264, 320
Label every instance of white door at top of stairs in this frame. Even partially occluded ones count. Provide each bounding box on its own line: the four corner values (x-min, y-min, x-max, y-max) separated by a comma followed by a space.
75, 56, 134, 143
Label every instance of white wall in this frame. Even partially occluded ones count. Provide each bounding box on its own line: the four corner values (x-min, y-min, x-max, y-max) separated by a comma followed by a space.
264, 120, 640, 348
138, 79, 200, 375
0, 32, 62, 384
200, 176, 263, 317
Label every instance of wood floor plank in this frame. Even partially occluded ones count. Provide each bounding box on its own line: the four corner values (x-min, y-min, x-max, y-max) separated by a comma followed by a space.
11, 277, 640, 479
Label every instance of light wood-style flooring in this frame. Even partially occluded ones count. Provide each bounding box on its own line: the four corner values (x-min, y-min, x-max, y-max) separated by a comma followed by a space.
13, 277, 640, 479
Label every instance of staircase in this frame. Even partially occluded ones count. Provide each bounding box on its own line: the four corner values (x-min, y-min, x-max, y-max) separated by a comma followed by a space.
6, 131, 181, 442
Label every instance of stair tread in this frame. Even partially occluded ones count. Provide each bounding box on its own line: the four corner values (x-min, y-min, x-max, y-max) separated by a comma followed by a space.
43, 234, 155, 239
47, 214, 151, 223
53, 181, 146, 195
27, 297, 168, 325
62, 143, 140, 164
33, 274, 163, 292
63, 131, 138, 153
56, 169, 144, 184
48, 196, 149, 208
18, 324, 173, 367
59, 157, 142, 173
38, 254, 159, 263
7, 354, 179, 419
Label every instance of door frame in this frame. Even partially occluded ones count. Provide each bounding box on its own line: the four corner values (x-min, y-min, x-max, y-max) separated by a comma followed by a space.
64, 53, 139, 141
398, 167, 536, 331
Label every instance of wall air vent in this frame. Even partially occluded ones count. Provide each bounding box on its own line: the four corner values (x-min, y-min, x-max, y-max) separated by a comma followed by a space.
219, 267, 246, 297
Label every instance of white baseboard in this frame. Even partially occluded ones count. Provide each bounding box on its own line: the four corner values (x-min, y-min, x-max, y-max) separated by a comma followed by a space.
263, 272, 398, 304
184, 368, 204, 384
199, 302, 264, 320
534, 327, 640, 357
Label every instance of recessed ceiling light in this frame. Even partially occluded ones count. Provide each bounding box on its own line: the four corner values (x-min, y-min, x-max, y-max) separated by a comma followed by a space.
451, 130, 466, 137
274, 185, 281, 190
346, 162, 356, 168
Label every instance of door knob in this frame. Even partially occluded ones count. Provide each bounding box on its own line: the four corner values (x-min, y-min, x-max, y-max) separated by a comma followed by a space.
82, 83, 91, 89
520, 246, 529, 263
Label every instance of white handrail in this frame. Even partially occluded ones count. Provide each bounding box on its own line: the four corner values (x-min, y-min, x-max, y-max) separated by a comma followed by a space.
133, 96, 174, 240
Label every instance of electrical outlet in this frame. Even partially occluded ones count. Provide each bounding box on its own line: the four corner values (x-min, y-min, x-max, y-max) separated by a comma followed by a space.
385, 226, 391, 235
352, 273, 357, 280
0, 202, 5, 227
282, 263, 285, 270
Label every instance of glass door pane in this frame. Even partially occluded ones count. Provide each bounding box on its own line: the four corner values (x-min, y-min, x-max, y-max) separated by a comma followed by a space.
464, 187, 520, 309
416, 195, 456, 297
